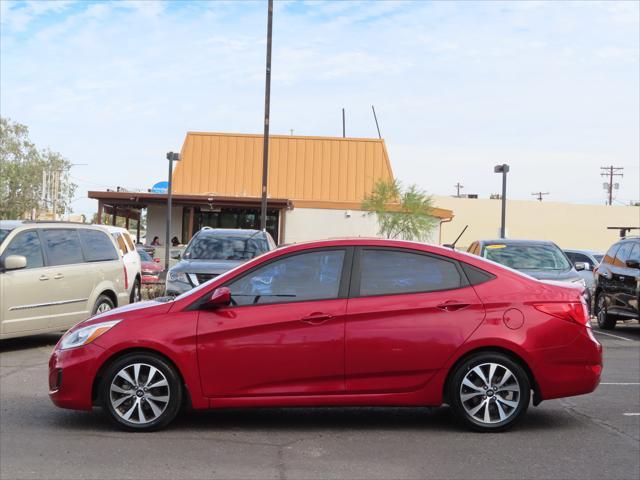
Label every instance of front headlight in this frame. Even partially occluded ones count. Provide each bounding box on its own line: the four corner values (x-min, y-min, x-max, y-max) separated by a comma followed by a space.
168, 270, 188, 283
571, 278, 587, 287
59, 320, 121, 350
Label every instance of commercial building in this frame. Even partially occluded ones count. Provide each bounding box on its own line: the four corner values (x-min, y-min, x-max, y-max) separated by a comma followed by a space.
89, 132, 454, 245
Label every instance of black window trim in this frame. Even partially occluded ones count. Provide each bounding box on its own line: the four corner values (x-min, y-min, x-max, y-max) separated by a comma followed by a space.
190, 246, 355, 310
350, 246, 470, 299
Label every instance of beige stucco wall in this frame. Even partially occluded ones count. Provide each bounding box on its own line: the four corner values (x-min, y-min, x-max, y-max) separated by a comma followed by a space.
434, 195, 640, 252
145, 205, 183, 246
284, 207, 440, 245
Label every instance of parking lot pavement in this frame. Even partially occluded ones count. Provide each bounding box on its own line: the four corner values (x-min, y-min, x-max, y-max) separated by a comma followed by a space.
1, 326, 638, 480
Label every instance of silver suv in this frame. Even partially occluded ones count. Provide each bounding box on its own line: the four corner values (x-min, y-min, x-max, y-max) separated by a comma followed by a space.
166, 228, 276, 295
0, 221, 129, 340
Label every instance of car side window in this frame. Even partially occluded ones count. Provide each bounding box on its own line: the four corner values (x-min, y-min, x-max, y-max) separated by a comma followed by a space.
359, 249, 462, 297
124, 232, 135, 252
227, 250, 345, 306
112, 233, 128, 255
3, 231, 44, 269
79, 229, 119, 262
613, 242, 634, 267
41, 229, 84, 266
629, 243, 640, 262
567, 252, 592, 268
603, 244, 620, 265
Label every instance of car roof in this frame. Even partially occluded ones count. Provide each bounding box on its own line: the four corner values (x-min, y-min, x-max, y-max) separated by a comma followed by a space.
0, 220, 24, 229
476, 239, 557, 246
196, 228, 264, 237
563, 249, 603, 255
103, 225, 130, 234
0, 220, 102, 229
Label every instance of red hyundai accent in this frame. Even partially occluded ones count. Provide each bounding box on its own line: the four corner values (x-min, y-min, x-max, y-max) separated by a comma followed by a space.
49, 239, 602, 432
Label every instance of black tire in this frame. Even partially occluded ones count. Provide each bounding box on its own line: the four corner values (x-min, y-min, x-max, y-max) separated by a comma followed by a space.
130, 278, 141, 303
92, 294, 114, 316
596, 293, 617, 330
448, 352, 531, 432
100, 352, 182, 432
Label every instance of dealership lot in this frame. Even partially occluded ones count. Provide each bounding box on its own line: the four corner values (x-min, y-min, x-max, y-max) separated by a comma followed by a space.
1, 324, 638, 480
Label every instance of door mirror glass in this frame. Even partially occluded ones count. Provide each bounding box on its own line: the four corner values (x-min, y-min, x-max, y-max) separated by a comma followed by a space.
4, 255, 27, 270
574, 262, 588, 271
625, 258, 640, 269
203, 287, 231, 309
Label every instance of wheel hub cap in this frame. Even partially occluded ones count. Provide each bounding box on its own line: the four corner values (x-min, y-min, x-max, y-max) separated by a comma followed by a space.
109, 363, 170, 424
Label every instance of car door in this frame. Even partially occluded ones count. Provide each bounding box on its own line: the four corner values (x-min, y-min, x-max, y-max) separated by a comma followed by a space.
597, 243, 620, 303
197, 247, 352, 397
40, 228, 96, 329
0, 229, 51, 336
610, 241, 634, 312
345, 247, 486, 393
617, 242, 640, 316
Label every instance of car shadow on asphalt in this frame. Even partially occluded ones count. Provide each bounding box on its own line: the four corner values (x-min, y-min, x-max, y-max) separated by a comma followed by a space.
0, 333, 62, 353
46, 404, 577, 435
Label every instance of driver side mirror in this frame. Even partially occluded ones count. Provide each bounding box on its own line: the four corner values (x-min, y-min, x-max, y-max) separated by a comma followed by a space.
626, 258, 640, 269
3, 255, 27, 271
574, 262, 588, 271
202, 287, 231, 309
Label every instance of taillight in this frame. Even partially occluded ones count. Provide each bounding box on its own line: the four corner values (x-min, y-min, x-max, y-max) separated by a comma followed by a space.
123, 265, 128, 290
532, 302, 590, 327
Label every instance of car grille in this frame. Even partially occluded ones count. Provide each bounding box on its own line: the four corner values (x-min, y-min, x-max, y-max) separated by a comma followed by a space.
195, 273, 218, 285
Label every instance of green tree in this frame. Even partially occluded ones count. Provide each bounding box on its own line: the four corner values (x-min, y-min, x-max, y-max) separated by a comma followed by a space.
362, 179, 437, 241
0, 117, 76, 219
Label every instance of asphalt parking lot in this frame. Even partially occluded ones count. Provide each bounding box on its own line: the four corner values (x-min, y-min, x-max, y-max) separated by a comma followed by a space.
1, 323, 638, 480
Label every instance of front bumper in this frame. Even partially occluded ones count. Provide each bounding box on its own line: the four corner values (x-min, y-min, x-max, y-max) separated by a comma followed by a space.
49, 343, 105, 411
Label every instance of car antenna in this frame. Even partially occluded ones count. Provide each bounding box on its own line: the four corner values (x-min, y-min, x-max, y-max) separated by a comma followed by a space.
443, 225, 468, 250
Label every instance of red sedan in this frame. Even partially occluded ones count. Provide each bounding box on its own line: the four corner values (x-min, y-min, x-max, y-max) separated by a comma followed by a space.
49, 239, 602, 432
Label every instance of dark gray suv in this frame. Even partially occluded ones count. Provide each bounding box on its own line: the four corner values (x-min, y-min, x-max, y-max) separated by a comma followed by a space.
165, 228, 276, 295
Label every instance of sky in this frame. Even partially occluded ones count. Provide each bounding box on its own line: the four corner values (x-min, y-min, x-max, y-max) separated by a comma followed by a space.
1, 0, 639, 217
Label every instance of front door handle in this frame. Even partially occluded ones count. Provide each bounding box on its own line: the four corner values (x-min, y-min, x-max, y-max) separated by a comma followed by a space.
301, 313, 333, 325
53, 274, 64, 280
39, 275, 49, 281
437, 301, 470, 312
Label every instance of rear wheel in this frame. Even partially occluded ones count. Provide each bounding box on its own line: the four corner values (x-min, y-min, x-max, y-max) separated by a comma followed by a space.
448, 352, 530, 432
100, 352, 182, 431
596, 293, 617, 330
130, 278, 141, 303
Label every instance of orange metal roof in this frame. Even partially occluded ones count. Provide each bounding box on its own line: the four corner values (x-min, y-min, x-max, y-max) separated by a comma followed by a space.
172, 132, 453, 219
173, 132, 395, 203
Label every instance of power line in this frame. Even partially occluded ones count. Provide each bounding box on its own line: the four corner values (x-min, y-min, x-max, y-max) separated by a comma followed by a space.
531, 191, 549, 202
600, 166, 624, 206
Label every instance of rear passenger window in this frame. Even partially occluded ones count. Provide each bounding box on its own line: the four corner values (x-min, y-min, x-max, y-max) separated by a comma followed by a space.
613, 242, 634, 267
359, 249, 462, 296
3, 231, 44, 269
124, 233, 135, 251
79, 230, 119, 262
603, 244, 620, 264
41, 229, 84, 266
112, 233, 128, 255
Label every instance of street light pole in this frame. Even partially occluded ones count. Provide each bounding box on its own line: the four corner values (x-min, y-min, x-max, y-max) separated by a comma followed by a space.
260, 0, 274, 231
494, 164, 510, 238
165, 152, 180, 271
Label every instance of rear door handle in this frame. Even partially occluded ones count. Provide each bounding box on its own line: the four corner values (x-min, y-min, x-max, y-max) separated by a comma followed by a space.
437, 301, 470, 312
38, 275, 49, 281
301, 313, 333, 325
53, 274, 64, 280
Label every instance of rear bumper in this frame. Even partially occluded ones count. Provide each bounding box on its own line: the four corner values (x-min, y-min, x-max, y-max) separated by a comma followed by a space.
49, 343, 105, 411
532, 328, 602, 401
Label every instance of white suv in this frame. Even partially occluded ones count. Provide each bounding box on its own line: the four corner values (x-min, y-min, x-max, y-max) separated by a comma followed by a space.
104, 226, 142, 303
0, 221, 129, 340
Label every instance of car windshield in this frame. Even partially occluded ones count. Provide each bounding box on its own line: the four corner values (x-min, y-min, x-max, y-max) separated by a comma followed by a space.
137, 249, 153, 262
0, 228, 12, 246
182, 234, 269, 261
483, 243, 571, 271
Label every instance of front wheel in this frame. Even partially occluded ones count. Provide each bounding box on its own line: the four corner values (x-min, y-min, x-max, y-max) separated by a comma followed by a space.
92, 295, 114, 316
448, 353, 530, 432
596, 293, 617, 330
100, 353, 182, 431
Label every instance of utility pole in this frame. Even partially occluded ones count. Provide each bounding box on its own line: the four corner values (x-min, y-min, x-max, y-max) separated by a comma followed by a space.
260, 0, 274, 232
531, 191, 549, 202
494, 164, 510, 238
600, 166, 624, 206
454, 182, 464, 198
371, 105, 382, 139
342, 108, 346, 138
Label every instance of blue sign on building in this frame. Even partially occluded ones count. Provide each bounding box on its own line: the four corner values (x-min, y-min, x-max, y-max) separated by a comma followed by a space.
150, 181, 168, 194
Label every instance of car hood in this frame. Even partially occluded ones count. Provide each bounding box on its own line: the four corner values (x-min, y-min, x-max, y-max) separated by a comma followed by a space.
75, 300, 174, 329
170, 258, 245, 274
518, 268, 581, 282
141, 261, 162, 273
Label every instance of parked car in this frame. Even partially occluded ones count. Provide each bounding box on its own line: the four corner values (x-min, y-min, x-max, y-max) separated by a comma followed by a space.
136, 247, 162, 285
104, 226, 142, 303
165, 228, 276, 295
593, 237, 640, 329
0, 220, 129, 340
564, 249, 603, 297
49, 238, 601, 432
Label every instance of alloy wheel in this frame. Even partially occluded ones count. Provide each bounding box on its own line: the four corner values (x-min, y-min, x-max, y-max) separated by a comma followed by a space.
459, 362, 521, 424
96, 302, 112, 314
109, 363, 170, 425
